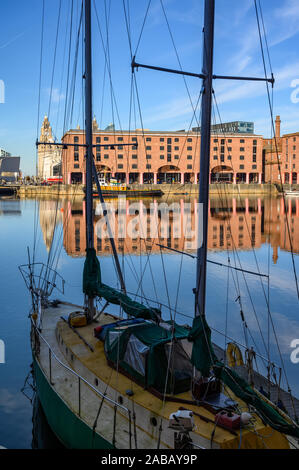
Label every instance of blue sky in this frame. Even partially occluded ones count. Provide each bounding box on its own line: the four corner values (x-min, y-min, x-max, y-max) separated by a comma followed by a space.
0, 0, 299, 175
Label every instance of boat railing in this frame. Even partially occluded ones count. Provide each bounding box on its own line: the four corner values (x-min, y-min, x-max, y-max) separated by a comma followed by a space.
30, 318, 132, 427
209, 326, 280, 369
31, 317, 209, 449
19, 263, 65, 298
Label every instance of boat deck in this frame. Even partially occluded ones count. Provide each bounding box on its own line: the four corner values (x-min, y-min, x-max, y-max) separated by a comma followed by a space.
34, 301, 298, 449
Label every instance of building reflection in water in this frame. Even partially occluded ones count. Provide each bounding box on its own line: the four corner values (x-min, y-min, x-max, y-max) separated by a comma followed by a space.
41, 196, 299, 262
39, 199, 63, 251
0, 198, 21, 216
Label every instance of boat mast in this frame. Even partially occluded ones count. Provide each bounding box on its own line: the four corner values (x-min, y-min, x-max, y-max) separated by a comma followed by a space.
131, 0, 273, 318
195, 0, 215, 318
84, 0, 95, 318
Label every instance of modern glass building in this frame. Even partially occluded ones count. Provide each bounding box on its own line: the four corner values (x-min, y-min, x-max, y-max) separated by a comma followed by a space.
192, 121, 254, 134
0, 147, 11, 158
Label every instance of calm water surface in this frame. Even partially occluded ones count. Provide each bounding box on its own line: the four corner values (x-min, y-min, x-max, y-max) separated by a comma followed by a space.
0, 195, 298, 448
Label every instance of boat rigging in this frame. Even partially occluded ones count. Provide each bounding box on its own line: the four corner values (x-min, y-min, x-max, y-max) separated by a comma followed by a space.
20, 0, 299, 450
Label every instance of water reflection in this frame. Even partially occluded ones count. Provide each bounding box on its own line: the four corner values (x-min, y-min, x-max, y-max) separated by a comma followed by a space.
39, 196, 299, 260
0, 198, 21, 216
0, 194, 297, 448
32, 396, 63, 449
39, 200, 63, 251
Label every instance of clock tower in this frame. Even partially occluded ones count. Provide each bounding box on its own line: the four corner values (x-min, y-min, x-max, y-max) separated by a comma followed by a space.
38, 115, 62, 180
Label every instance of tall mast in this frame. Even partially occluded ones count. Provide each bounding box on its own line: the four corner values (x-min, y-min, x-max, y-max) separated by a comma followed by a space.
84, 0, 95, 317
195, 0, 215, 317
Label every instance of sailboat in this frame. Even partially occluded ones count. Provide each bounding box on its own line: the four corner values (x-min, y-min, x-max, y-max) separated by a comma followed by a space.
20, 0, 299, 449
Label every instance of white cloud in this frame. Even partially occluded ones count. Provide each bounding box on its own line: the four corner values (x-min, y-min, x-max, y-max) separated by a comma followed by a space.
143, 88, 202, 126
275, 0, 299, 20
214, 61, 299, 106
0, 32, 26, 50
46, 88, 65, 104
0, 389, 26, 415
270, 0, 299, 46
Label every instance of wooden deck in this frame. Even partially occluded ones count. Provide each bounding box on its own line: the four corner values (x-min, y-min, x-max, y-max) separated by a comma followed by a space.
32, 301, 298, 449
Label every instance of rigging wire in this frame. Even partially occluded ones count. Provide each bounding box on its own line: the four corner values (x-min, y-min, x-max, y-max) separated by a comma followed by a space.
93, 0, 159, 304
62, 0, 74, 135
211, 94, 272, 362
159, 0, 201, 128
122, 0, 207, 408
266, 74, 275, 393
33, 0, 45, 267
54, 7, 70, 140
69, 5, 83, 128
209, 106, 251, 354
48, 0, 62, 120
129, 70, 203, 306
133, 0, 152, 58
254, 0, 299, 302
254, 0, 298, 418
123, 0, 133, 59
211, 47, 297, 418
44, 4, 83, 278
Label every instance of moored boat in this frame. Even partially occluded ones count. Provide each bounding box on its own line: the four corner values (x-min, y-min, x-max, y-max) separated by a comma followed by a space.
20, 0, 299, 450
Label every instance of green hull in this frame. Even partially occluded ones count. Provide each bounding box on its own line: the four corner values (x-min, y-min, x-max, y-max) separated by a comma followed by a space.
33, 357, 114, 449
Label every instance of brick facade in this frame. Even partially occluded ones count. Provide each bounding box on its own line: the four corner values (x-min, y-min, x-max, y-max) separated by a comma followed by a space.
61, 118, 263, 185
59, 196, 299, 258
264, 116, 298, 184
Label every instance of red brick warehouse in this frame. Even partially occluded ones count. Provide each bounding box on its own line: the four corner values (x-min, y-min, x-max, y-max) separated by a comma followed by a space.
61, 117, 264, 185
264, 116, 299, 184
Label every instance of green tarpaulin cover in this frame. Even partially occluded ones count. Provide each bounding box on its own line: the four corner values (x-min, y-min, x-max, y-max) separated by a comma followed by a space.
105, 321, 190, 393
83, 248, 299, 438
83, 248, 161, 322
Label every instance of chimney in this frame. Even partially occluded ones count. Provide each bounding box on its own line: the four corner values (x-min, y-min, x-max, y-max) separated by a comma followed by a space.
275, 115, 281, 138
